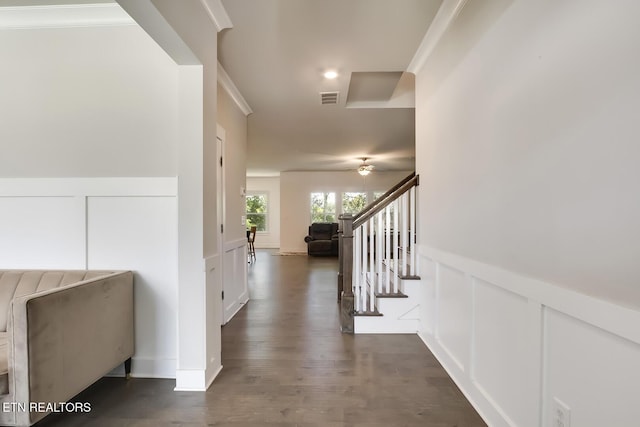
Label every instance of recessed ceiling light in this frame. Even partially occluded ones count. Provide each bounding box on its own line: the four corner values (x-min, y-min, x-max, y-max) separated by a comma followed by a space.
324, 70, 338, 79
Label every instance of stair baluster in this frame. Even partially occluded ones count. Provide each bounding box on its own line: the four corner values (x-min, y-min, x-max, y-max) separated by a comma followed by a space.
354, 226, 361, 312
385, 204, 391, 294
410, 186, 417, 277
393, 197, 399, 294
338, 173, 419, 332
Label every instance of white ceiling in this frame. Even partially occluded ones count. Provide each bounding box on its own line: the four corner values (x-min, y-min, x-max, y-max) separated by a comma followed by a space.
0, 0, 442, 176
218, 0, 443, 176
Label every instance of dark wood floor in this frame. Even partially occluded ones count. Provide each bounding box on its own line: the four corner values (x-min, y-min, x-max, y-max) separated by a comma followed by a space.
37, 250, 485, 426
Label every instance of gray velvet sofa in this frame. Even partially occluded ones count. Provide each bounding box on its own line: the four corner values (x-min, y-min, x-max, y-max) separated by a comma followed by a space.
0, 270, 134, 426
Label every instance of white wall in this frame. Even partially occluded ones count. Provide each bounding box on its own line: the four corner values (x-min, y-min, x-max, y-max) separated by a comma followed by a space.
217, 82, 249, 324
417, 0, 640, 307
217, 82, 248, 244
415, 0, 640, 425
1, 1, 231, 390
280, 171, 412, 253
0, 25, 179, 176
86, 190, 178, 378
123, 0, 225, 390
0, 24, 182, 379
246, 176, 281, 249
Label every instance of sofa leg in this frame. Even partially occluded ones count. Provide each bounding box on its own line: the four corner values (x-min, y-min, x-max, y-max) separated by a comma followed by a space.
124, 358, 132, 379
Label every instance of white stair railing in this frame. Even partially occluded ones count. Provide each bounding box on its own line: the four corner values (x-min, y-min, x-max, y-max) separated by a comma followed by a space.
338, 173, 419, 329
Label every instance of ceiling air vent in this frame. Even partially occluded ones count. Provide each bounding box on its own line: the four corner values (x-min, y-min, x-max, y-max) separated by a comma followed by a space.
320, 91, 339, 105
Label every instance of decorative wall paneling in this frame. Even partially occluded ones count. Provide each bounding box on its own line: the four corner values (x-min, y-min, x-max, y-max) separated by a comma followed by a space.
0, 177, 179, 379
417, 245, 640, 427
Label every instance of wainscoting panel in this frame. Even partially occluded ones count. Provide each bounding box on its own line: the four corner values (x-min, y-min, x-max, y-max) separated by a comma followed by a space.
543, 308, 640, 427
0, 178, 179, 379
418, 245, 640, 427
204, 253, 223, 390
436, 263, 470, 372
418, 256, 437, 336
0, 196, 86, 269
222, 238, 249, 325
472, 278, 531, 427
87, 196, 178, 379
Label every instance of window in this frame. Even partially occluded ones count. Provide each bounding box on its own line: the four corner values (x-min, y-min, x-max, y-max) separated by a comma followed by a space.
310, 192, 336, 223
342, 192, 367, 214
246, 192, 268, 231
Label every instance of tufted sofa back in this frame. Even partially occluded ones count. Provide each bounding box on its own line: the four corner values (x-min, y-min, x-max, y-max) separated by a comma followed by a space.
0, 270, 118, 332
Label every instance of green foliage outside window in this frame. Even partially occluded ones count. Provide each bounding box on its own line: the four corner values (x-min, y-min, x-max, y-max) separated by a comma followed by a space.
246, 193, 267, 231
342, 192, 367, 214
310, 192, 336, 223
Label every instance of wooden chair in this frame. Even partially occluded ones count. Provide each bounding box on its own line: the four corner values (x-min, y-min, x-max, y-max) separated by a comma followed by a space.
247, 226, 257, 262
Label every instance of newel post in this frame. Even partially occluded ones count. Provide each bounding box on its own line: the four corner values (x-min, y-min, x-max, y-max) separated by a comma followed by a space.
338, 213, 354, 333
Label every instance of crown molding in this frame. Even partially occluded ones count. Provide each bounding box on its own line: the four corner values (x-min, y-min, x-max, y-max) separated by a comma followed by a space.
200, 0, 232, 32
407, 0, 468, 74
0, 3, 135, 29
218, 62, 253, 116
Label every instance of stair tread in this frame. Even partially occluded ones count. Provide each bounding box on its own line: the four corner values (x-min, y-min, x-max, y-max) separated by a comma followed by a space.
379, 260, 420, 279
354, 310, 383, 317
374, 291, 408, 298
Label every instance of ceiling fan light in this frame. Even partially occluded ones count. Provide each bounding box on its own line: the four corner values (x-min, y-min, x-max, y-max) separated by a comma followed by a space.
358, 165, 371, 176
357, 157, 374, 175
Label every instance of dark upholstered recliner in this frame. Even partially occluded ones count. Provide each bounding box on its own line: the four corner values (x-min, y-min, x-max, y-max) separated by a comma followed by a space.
304, 223, 339, 256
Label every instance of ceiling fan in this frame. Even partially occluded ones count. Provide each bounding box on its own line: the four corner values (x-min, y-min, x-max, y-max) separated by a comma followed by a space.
357, 158, 375, 176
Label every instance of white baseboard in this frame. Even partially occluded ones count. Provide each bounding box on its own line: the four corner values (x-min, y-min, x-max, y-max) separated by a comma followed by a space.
175, 364, 222, 391
175, 369, 206, 391
129, 357, 176, 379
224, 291, 249, 324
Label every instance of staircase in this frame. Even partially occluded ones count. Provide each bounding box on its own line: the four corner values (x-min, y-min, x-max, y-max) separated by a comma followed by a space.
338, 173, 419, 333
